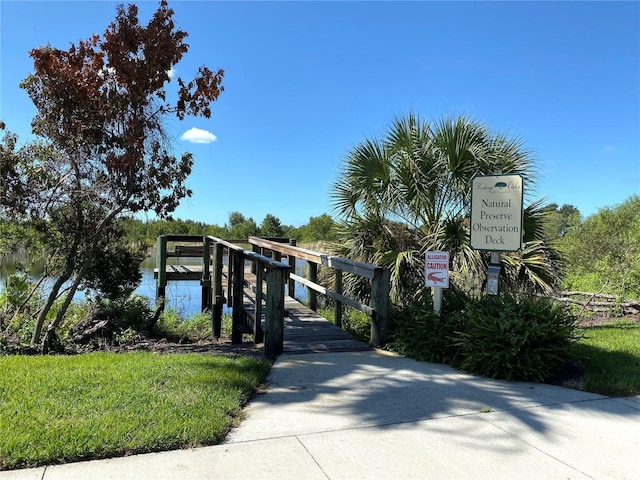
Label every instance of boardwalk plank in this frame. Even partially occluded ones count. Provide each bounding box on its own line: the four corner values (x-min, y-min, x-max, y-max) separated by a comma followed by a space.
280, 296, 372, 355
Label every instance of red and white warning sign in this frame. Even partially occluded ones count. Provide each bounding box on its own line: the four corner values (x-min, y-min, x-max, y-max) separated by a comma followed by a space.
425, 251, 449, 288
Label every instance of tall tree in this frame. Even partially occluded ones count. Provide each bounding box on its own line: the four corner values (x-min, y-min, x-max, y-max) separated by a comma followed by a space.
331, 114, 561, 304
260, 214, 284, 238
542, 203, 582, 238
226, 212, 258, 239
3, 0, 224, 350
299, 214, 337, 243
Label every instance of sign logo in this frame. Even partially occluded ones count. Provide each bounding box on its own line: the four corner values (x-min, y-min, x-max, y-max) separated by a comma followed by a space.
425, 251, 449, 288
470, 174, 523, 251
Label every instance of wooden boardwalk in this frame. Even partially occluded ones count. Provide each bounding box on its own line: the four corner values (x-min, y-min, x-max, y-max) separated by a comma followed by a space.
281, 297, 372, 355
154, 235, 390, 355
155, 264, 373, 355
241, 272, 372, 355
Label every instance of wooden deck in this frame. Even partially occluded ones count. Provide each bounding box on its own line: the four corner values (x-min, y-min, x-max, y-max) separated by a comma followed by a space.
155, 262, 372, 355
281, 297, 372, 355
154, 265, 203, 281
241, 273, 371, 355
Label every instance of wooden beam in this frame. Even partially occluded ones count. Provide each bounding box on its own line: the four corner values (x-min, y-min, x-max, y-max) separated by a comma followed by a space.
264, 266, 287, 358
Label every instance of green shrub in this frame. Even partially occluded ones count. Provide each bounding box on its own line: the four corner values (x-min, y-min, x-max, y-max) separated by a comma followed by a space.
91, 294, 153, 332
455, 292, 579, 382
341, 308, 371, 342
387, 289, 579, 383
154, 310, 220, 342
388, 289, 467, 363
1, 271, 40, 345
0, 271, 30, 310
62, 294, 153, 349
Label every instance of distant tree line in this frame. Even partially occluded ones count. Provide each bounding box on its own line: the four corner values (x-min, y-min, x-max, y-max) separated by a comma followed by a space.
118, 212, 339, 249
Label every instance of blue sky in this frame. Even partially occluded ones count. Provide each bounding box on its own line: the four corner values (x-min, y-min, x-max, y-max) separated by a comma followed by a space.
1, 1, 639, 227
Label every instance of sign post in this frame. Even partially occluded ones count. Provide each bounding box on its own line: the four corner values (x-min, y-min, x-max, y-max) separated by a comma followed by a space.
470, 171, 523, 295
425, 251, 449, 315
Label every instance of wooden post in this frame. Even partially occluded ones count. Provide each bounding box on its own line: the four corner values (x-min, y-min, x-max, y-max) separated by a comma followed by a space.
231, 250, 245, 344
155, 235, 167, 311
308, 261, 318, 311
254, 260, 264, 343
226, 250, 234, 307
334, 269, 343, 328
288, 238, 297, 298
264, 266, 288, 358
211, 241, 224, 339
251, 243, 259, 275
370, 267, 390, 348
201, 236, 212, 311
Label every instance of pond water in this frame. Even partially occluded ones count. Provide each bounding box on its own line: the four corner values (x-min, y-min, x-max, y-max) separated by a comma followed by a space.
1, 254, 308, 318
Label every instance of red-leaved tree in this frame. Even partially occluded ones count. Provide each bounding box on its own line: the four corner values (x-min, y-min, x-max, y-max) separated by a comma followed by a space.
12, 0, 224, 350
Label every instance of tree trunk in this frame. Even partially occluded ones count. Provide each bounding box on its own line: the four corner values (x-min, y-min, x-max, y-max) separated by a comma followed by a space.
41, 275, 83, 353
38, 205, 126, 351
30, 267, 73, 346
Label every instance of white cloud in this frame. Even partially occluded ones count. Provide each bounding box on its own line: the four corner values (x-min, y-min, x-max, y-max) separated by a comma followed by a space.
180, 127, 217, 144
167, 67, 176, 80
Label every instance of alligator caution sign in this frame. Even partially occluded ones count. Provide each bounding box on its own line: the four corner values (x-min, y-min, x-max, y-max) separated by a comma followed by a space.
425, 251, 449, 288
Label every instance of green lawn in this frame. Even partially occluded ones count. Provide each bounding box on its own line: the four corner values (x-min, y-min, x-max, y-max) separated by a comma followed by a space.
575, 320, 640, 397
0, 352, 270, 471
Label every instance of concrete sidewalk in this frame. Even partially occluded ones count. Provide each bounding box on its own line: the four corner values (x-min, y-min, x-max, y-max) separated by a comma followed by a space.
2, 350, 639, 479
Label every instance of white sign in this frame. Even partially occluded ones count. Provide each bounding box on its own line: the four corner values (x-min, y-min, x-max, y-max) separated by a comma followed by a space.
470, 174, 523, 251
425, 251, 449, 288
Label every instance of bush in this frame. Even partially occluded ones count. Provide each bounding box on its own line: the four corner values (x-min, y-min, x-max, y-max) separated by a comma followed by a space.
455, 292, 579, 382
0, 271, 30, 310
92, 294, 153, 332
387, 289, 467, 364
154, 310, 219, 343
342, 309, 371, 342
66, 294, 153, 349
388, 289, 579, 383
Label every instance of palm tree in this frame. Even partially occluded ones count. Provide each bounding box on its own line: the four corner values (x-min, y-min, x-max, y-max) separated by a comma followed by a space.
331, 113, 561, 305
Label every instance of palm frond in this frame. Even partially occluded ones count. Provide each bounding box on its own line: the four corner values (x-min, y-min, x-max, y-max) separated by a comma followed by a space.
330, 112, 557, 298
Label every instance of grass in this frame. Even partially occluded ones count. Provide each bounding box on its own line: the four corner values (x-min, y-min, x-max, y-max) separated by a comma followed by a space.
574, 319, 640, 397
0, 352, 270, 471
153, 309, 222, 342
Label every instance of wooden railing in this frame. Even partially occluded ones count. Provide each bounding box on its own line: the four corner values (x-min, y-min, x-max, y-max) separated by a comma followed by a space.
208, 236, 290, 357
154, 235, 391, 356
155, 234, 212, 310
248, 237, 390, 348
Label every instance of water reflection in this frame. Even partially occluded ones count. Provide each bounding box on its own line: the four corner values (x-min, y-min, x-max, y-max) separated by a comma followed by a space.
2, 254, 308, 318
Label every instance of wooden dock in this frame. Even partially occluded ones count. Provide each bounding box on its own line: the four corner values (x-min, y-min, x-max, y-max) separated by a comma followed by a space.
154, 235, 390, 356
241, 272, 371, 355
158, 264, 203, 281
281, 297, 371, 355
